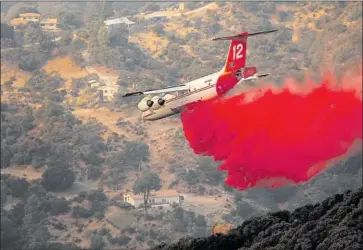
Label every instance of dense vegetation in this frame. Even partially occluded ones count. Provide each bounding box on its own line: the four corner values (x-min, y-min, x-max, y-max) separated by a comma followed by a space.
154, 187, 363, 250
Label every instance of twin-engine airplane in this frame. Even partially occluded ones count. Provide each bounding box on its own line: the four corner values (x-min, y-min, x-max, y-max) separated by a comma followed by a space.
123, 29, 278, 121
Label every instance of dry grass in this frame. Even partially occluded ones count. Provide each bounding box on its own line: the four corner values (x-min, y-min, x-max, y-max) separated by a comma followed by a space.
276, 4, 292, 12
129, 31, 169, 58
143, 10, 180, 19
342, 18, 361, 28
291, 8, 329, 42
182, 194, 231, 216
1, 63, 32, 88
138, 2, 218, 20
88, 65, 119, 78
1, 165, 43, 181
72, 107, 140, 140
272, 4, 335, 43
105, 206, 138, 230
42, 56, 88, 89
184, 2, 219, 19
163, 22, 198, 37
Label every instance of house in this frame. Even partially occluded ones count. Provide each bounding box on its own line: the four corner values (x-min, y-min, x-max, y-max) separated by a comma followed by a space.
10, 18, 29, 30
121, 190, 184, 208
19, 13, 40, 22
39, 18, 59, 32
10, 14, 59, 32
88, 79, 100, 88
104, 17, 135, 37
52, 88, 67, 97
98, 84, 120, 102
11, 13, 40, 30
179, 3, 185, 11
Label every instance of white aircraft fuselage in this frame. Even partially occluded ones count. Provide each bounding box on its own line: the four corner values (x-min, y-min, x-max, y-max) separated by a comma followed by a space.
123, 29, 278, 121
140, 71, 221, 121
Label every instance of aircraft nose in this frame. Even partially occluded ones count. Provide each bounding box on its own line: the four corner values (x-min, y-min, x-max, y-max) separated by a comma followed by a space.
141, 112, 152, 121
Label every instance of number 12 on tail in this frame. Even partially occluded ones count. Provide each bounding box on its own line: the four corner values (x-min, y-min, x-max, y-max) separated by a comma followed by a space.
232, 43, 244, 60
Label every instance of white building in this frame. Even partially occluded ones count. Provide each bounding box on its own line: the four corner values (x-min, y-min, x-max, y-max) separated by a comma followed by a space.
11, 13, 40, 30
104, 17, 135, 37
122, 190, 184, 208
10, 14, 59, 32
19, 13, 40, 22
98, 84, 120, 102
88, 79, 100, 88
39, 18, 59, 32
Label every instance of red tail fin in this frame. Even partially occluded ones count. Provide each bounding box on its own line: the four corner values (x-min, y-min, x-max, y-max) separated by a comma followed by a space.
213, 29, 278, 73
225, 37, 247, 73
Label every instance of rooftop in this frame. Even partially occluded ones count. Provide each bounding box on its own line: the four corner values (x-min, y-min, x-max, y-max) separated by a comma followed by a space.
104, 17, 135, 26
10, 18, 28, 26
98, 85, 120, 91
40, 18, 57, 24
19, 13, 40, 17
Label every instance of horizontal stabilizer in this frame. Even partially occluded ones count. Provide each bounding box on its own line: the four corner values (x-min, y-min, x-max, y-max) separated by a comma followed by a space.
240, 73, 271, 82
212, 29, 278, 41
257, 73, 271, 78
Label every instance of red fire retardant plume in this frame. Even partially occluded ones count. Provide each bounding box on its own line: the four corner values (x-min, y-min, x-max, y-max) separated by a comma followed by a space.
181, 65, 362, 191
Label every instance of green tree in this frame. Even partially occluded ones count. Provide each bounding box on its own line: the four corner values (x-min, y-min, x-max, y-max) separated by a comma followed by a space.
46, 242, 83, 250
97, 25, 109, 48
236, 200, 257, 219
1, 216, 19, 249
152, 23, 165, 35
91, 233, 105, 250
17, 6, 39, 15
88, 165, 102, 180
43, 101, 65, 117
23, 23, 43, 44
141, 3, 161, 12
41, 166, 75, 192
1, 23, 14, 40
3, 78, 15, 91
185, 2, 198, 10
57, 12, 83, 30
133, 171, 162, 209
184, 169, 200, 186
22, 194, 51, 250
122, 141, 150, 169
195, 214, 207, 227
7, 177, 29, 198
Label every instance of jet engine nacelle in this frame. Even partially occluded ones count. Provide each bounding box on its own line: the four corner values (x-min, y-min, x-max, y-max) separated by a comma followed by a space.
138, 96, 155, 112
151, 96, 165, 108
138, 95, 171, 111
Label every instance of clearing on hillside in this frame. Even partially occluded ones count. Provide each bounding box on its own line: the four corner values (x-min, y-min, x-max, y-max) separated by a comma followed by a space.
42, 56, 89, 88
0, 165, 43, 181
1, 63, 32, 87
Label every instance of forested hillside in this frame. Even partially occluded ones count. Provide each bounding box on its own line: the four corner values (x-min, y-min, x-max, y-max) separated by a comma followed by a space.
154, 187, 363, 250
1, 1, 362, 250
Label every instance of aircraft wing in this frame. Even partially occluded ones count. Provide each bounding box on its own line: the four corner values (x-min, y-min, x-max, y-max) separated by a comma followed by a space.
122, 85, 190, 97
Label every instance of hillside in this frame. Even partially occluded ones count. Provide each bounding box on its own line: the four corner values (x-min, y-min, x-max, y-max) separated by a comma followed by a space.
153, 187, 363, 250
1, 2, 362, 250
